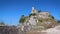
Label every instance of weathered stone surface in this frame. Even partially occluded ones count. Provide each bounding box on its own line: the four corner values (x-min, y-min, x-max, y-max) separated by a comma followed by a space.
0, 26, 18, 34
18, 7, 58, 34
26, 30, 46, 34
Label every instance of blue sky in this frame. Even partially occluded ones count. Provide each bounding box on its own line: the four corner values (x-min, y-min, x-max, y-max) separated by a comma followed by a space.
0, 0, 60, 26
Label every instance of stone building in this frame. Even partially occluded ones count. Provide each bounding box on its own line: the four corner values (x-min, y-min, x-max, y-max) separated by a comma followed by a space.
38, 12, 50, 18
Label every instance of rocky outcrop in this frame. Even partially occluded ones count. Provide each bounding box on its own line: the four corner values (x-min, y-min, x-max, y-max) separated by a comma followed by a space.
18, 7, 58, 34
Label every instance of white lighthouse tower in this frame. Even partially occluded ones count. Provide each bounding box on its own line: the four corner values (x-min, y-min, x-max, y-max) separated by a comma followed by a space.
31, 7, 37, 14
31, 7, 35, 13
32, 7, 34, 11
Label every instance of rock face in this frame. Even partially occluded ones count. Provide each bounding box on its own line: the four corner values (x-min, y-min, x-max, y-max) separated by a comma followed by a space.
26, 25, 60, 34
38, 12, 50, 18
29, 16, 37, 25
41, 25, 60, 34
0, 26, 18, 34
18, 7, 58, 34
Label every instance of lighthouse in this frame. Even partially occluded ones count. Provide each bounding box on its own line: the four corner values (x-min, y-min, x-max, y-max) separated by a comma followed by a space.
31, 7, 35, 13
31, 7, 38, 14
32, 7, 34, 11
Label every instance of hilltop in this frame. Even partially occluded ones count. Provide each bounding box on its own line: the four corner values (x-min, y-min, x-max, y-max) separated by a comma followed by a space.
18, 7, 58, 34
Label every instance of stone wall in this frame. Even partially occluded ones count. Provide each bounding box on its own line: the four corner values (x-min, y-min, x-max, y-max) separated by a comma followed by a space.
0, 26, 18, 34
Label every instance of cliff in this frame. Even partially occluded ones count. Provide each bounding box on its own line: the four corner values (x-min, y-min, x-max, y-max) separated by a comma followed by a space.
18, 7, 58, 34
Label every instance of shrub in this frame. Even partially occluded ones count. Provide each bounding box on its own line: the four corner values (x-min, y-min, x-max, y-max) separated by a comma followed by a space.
29, 13, 36, 17
19, 15, 26, 23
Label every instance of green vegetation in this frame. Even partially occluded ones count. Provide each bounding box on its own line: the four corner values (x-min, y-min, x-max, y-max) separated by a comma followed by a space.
19, 15, 26, 23
0, 21, 5, 25
29, 13, 36, 17
36, 16, 58, 28
19, 15, 29, 23
38, 10, 41, 13
49, 15, 54, 19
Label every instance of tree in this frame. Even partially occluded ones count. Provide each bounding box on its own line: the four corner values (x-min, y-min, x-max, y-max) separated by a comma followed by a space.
19, 15, 26, 23
49, 15, 54, 19
21, 15, 24, 17
38, 10, 41, 13
51, 16, 54, 19
0, 21, 5, 25
29, 13, 36, 17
